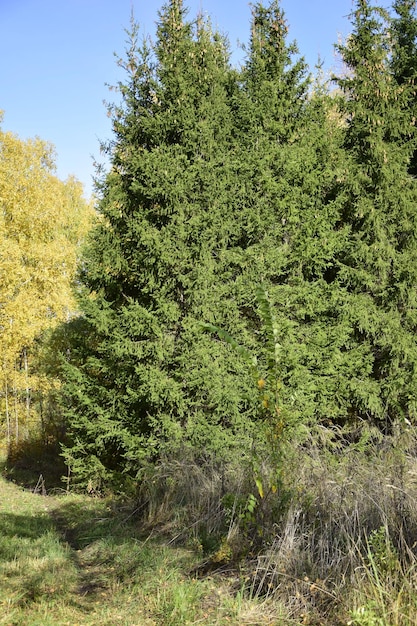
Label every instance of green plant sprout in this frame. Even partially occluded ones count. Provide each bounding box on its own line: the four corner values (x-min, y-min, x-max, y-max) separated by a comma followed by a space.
202, 284, 289, 500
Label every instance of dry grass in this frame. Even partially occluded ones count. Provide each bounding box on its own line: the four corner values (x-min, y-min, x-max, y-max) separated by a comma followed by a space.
136, 423, 417, 624
3, 422, 417, 624
234, 423, 417, 624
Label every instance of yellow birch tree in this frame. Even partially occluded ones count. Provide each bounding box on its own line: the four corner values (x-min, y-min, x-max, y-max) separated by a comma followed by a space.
0, 116, 93, 449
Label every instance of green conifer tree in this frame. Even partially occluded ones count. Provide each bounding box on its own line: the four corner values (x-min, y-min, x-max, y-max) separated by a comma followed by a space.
329, 0, 417, 425
59, 2, 260, 487
243, 0, 309, 142
232, 2, 352, 426
264, 83, 351, 425
202, 2, 354, 448
390, 0, 417, 175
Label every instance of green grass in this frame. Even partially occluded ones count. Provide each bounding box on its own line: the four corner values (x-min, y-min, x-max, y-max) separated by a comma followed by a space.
0, 476, 280, 626
3, 425, 417, 625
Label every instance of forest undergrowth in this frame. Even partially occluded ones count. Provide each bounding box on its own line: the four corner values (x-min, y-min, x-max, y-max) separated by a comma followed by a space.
3, 422, 417, 625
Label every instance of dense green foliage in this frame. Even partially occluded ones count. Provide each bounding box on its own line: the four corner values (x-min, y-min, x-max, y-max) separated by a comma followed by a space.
55, 0, 417, 489
391, 0, 417, 175
332, 0, 417, 423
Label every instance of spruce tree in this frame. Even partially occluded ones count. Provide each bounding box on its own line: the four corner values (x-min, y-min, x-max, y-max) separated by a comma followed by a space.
205, 2, 343, 431
329, 0, 417, 425
265, 85, 352, 425
60, 2, 260, 487
232, 2, 354, 426
59, 0, 329, 487
390, 0, 417, 175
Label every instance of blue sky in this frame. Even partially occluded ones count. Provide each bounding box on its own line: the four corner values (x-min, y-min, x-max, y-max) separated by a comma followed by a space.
0, 0, 355, 198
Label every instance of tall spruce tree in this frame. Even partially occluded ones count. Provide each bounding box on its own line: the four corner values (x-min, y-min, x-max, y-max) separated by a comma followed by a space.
328, 0, 417, 425
263, 85, 352, 425
201, 2, 341, 432
59, 0, 320, 487
232, 2, 355, 426
60, 2, 261, 487
390, 0, 417, 175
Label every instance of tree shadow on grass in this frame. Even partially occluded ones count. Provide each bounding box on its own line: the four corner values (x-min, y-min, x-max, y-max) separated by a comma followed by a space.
49, 496, 157, 595
3, 436, 67, 491
0, 510, 57, 561
50, 497, 133, 548
0, 510, 54, 540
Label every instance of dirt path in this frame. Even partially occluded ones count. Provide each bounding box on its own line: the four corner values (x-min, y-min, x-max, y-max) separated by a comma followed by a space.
0, 477, 156, 625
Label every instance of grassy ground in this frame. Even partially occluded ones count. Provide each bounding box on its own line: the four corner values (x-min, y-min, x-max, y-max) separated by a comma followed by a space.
0, 475, 281, 626
3, 425, 417, 625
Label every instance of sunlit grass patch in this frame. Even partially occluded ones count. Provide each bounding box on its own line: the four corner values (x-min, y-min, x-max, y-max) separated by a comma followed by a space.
0, 483, 77, 619
0, 476, 268, 625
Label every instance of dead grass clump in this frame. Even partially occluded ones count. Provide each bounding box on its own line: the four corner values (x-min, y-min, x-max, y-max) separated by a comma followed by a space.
239, 423, 417, 624
137, 453, 232, 543
119, 424, 417, 624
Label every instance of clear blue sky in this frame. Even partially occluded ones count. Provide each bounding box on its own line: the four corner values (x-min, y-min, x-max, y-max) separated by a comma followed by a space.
0, 0, 356, 198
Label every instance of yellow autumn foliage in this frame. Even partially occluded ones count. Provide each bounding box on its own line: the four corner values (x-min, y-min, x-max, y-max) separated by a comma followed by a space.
0, 116, 93, 445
